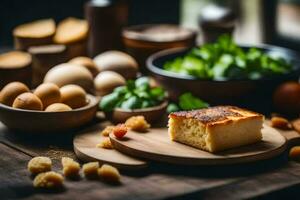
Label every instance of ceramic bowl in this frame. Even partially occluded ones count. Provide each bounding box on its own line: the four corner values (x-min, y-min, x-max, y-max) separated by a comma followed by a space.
147, 45, 300, 105
107, 100, 168, 123
0, 94, 99, 133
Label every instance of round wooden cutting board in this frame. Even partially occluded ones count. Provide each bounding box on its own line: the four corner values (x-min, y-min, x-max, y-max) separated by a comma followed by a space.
110, 124, 288, 165
73, 124, 147, 170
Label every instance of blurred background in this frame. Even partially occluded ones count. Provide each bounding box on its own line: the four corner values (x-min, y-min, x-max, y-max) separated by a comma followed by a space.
1, 0, 300, 51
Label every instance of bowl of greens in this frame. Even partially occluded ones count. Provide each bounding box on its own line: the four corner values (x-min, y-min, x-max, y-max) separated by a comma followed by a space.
147, 35, 300, 103
99, 77, 168, 123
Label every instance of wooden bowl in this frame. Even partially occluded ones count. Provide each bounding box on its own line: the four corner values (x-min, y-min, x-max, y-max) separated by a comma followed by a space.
0, 94, 98, 133
122, 24, 196, 73
147, 45, 300, 105
108, 101, 168, 123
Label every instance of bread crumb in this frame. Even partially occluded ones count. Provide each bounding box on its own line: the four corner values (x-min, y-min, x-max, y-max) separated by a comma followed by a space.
96, 138, 113, 149
289, 146, 300, 161
82, 162, 99, 179
100, 126, 115, 137
292, 119, 300, 133
33, 171, 64, 188
125, 116, 150, 132
271, 116, 291, 130
28, 156, 52, 174
98, 164, 120, 183
61, 157, 80, 178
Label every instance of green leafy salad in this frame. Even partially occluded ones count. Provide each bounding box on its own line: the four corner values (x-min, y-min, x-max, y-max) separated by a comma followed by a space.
100, 77, 167, 112
163, 35, 292, 80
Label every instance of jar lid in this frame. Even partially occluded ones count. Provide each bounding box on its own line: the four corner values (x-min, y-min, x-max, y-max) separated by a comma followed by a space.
123, 24, 196, 43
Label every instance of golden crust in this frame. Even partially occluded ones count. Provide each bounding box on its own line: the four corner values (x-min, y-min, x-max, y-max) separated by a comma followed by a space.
169, 106, 264, 126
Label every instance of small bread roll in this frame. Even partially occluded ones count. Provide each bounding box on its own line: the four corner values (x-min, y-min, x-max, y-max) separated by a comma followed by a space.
34, 83, 61, 109
93, 51, 138, 79
45, 103, 72, 112
94, 71, 125, 96
69, 56, 99, 77
44, 63, 93, 92
60, 84, 87, 109
12, 92, 43, 111
0, 82, 30, 106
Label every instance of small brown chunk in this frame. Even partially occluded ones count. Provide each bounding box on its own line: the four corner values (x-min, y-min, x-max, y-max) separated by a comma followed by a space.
98, 164, 120, 183
82, 162, 99, 179
61, 157, 80, 178
125, 116, 150, 132
96, 138, 113, 149
289, 146, 300, 161
28, 156, 52, 174
100, 126, 115, 137
33, 171, 64, 188
271, 116, 291, 130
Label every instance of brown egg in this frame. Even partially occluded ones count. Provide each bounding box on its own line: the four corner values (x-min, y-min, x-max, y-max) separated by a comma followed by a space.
45, 103, 72, 112
0, 82, 30, 106
43, 63, 94, 92
69, 57, 99, 77
60, 84, 87, 109
12, 92, 43, 111
93, 51, 138, 79
273, 82, 300, 115
94, 71, 126, 96
34, 83, 61, 109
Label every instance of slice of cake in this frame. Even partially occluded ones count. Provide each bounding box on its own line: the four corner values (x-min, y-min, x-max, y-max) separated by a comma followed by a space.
168, 106, 264, 153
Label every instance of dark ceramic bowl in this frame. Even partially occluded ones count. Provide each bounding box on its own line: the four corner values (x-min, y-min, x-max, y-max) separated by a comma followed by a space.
147, 45, 300, 104
0, 95, 99, 133
106, 100, 168, 123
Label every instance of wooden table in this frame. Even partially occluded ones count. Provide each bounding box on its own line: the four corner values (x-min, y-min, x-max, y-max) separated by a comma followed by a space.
2, 121, 300, 200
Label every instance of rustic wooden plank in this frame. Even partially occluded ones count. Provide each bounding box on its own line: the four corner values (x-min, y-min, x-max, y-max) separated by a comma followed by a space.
3, 121, 300, 199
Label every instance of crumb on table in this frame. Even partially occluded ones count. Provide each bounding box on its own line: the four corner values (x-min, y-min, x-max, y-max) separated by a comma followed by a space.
33, 171, 64, 188
98, 164, 120, 183
61, 157, 80, 178
271, 116, 291, 130
96, 138, 114, 149
289, 146, 300, 161
28, 156, 52, 174
82, 162, 99, 179
100, 126, 115, 137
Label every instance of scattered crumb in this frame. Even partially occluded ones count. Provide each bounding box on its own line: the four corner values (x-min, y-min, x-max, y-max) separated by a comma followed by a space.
100, 126, 115, 137
113, 124, 127, 139
61, 157, 80, 178
271, 116, 291, 130
82, 162, 99, 179
28, 156, 52, 174
98, 164, 120, 183
125, 116, 150, 132
292, 119, 300, 133
289, 146, 300, 161
97, 138, 114, 149
33, 171, 64, 188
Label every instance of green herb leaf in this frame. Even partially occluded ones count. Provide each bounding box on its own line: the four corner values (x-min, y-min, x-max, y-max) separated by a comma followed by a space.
178, 93, 209, 110
99, 93, 120, 112
167, 103, 180, 113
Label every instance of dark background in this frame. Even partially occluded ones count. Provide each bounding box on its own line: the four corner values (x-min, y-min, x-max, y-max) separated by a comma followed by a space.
0, 0, 180, 46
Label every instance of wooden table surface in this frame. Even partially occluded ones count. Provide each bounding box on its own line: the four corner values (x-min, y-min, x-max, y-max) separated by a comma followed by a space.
2, 119, 300, 200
